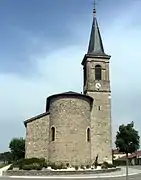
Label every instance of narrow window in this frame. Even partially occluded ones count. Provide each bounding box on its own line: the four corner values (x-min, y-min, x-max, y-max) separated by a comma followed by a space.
87, 128, 90, 142
51, 127, 55, 141
84, 65, 87, 86
98, 106, 101, 111
95, 65, 102, 80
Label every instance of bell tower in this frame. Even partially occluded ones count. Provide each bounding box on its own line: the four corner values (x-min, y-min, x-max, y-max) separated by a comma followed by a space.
82, 5, 112, 163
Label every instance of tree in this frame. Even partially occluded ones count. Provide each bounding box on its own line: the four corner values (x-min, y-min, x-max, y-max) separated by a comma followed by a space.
9, 137, 25, 161
0, 151, 13, 164
115, 122, 140, 180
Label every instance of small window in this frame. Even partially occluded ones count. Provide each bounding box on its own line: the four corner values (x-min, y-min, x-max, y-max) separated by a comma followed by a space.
98, 106, 101, 111
84, 65, 87, 86
95, 65, 102, 80
51, 127, 55, 141
87, 128, 90, 142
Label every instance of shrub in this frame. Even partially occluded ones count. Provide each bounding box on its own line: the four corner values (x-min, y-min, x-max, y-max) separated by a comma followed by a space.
9, 158, 48, 170
86, 164, 90, 169
101, 161, 116, 169
66, 163, 70, 167
55, 162, 64, 170
33, 164, 43, 170
23, 158, 46, 165
43, 162, 48, 168
107, 163, 116, 168
22, 164, 35, 170
80, 165, 85, 169
101, 162, 108, 169
22, 163, 43, 170
50, 162, 57, 170
50, 162, 67, 170
75, 165, 79, 170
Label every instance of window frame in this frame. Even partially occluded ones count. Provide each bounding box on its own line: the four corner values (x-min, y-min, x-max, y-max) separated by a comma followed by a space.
95, 65, 102, 80
87, 127, 91, 142
51, 126, 55, 141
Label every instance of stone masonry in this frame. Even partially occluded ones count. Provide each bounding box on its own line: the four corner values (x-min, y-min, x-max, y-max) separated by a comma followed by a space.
24, 8, 113, 166
25, 93, 93, 166
25, 113, 50, 159
83, 56, 112, 163
48, 94, 92, 166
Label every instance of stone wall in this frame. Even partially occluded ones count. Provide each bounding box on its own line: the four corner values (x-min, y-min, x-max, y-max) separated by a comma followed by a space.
84, 56, 112, 163
25, 114, 49, 159
48, 95, 92, 166
88, 91, 112, 163
84, 58, 110, 93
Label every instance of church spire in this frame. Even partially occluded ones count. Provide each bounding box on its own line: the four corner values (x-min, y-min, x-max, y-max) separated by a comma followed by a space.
87, 2, 106, 56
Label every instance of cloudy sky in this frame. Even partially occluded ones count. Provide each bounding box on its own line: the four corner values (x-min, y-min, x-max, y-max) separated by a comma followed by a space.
0, 0, 141, 152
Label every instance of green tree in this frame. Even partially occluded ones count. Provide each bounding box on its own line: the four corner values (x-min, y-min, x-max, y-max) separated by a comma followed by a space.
9, 137, 25, 161
0, 151, 13, 164
115, 122, 140, 180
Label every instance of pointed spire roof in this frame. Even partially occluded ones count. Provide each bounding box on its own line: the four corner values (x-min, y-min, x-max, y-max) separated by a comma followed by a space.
81, 3, 111, 65
87, 5, 107, 56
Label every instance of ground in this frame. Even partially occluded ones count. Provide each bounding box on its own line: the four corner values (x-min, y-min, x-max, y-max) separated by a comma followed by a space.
0, 174, 141, 180
1, 166, 141, 180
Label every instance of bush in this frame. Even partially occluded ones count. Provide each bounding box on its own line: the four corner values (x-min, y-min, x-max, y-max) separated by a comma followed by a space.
75, 165, 79, 170
101, 162, 116, 169
80, 165, 85, 169
23, 158, 46, 165
101, 162, 108, 169
49, 162, 67, 170
9, 158, 48, 170
22, 164, 35, 170
22, 163, 43, 170
66, 163, 70, 167
86, 164, 91, 169
50, 162, 57, 170
107, 163, 116, 168
55, 162, 64, 169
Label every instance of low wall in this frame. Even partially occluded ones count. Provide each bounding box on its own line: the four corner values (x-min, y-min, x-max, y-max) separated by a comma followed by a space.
3, 168, 121, 176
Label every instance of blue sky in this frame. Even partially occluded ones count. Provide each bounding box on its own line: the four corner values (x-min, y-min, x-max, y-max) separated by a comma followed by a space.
0, 0, 141, 152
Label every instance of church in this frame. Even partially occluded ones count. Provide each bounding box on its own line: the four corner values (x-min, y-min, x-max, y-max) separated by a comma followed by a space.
24, 7, 112, 166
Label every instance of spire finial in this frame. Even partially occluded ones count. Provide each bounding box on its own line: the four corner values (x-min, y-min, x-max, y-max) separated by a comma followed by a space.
93, 0, 96, 17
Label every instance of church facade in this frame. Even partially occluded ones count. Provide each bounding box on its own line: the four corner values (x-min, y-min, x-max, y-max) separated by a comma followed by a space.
24, 9, 112, 166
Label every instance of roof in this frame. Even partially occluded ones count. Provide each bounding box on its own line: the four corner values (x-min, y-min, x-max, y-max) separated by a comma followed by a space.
88, 16, 106, 55
118, 150, 141, 160
82, 15, 110, 65
112, 149, 125, 155
46, 91, 93, 111
24, 112, 49, 127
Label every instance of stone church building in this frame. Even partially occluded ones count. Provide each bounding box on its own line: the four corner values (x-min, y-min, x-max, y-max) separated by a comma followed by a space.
24, 8, 112, 166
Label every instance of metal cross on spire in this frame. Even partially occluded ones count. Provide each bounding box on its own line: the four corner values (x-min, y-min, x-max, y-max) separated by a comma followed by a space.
93, 0, 97, 16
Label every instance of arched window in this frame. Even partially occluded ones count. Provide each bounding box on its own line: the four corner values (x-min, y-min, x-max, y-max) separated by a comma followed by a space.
95, 65, 102, 80
87, 128, 90, 142
51, 127, 55, 141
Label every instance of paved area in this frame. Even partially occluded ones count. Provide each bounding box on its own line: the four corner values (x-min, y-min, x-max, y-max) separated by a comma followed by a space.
0, 174, 141, 180
0, 166, 141, 179
0, 165, 11, 176
2, 167, 141, 178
